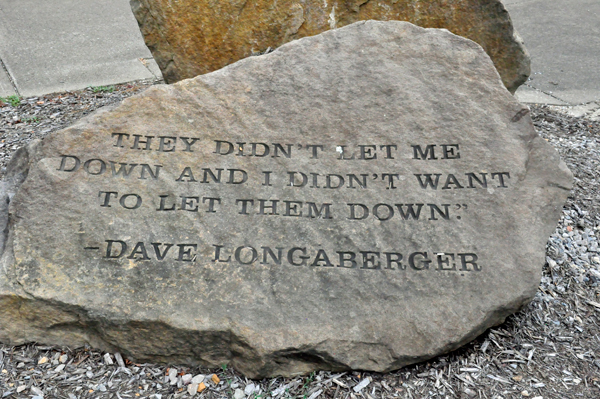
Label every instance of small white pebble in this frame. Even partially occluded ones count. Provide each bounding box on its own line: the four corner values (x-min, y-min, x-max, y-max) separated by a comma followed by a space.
182, 374, 193, 384
187, 382, 199, 395
55, 364, 65, 373
233, 388, 245, 399
244, 383, 257, 395
168, 368, 178, 385
191, 374, 205, 384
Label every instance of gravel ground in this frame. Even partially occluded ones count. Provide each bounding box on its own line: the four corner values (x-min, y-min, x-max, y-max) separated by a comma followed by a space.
1, 83, 600, 399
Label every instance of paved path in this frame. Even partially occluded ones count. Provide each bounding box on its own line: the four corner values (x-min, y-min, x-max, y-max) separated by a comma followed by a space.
505, 0, 600, 109
0, 0, 598, 110
0, 0, 160, 98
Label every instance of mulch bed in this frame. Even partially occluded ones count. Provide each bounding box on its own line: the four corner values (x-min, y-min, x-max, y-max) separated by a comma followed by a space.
1, 82, 599, 398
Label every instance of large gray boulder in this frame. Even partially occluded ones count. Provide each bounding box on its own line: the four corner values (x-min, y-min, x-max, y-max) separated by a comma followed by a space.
0, 21, 570, 378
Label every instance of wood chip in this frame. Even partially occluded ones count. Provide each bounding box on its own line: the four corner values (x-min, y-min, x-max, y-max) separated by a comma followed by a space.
332, 378, 347, 388
486, 375, 512, 384
307, 389, 323, 399
103, 353, 113, 365
114, 352, 126, 368
586, 300, 600, 309
353, 378, 370, 393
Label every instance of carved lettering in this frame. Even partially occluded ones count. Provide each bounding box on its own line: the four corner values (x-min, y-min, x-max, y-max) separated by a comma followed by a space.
235, 199, 332, 219
111, 133, 199, 152
412, 144, 460, 160
102, 241, 482, 273
347, 203, 450, 221
415, 173, 511, 189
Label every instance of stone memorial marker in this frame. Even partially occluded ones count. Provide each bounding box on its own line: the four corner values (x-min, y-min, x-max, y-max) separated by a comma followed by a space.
131, 0, 531, 93
0, 21, 570, 378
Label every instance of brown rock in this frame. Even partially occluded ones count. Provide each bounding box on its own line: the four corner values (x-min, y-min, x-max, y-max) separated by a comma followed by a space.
0, 21, 569, 378
131, 0, 530, 93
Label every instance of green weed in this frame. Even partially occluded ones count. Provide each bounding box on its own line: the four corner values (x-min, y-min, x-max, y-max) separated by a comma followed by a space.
302, 371, 316, 389
91, 85, 115, 93
0, 95, 21, 107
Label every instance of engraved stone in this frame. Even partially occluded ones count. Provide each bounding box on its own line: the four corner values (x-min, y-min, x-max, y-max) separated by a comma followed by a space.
131, 0, 531, 93
0, 21, 571, 378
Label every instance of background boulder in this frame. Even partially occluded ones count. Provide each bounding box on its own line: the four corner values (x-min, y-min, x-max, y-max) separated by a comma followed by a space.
130, 0, 530, 93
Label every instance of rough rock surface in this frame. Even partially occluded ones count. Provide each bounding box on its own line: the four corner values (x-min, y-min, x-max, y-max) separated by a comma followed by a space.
130, 0, 530, 93
0, 21, 569, 378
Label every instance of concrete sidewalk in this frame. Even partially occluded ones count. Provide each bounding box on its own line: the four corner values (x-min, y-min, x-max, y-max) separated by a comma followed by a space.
0, 0, 598, 109
505, 0, 600, 108
0, 0, 161, 98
